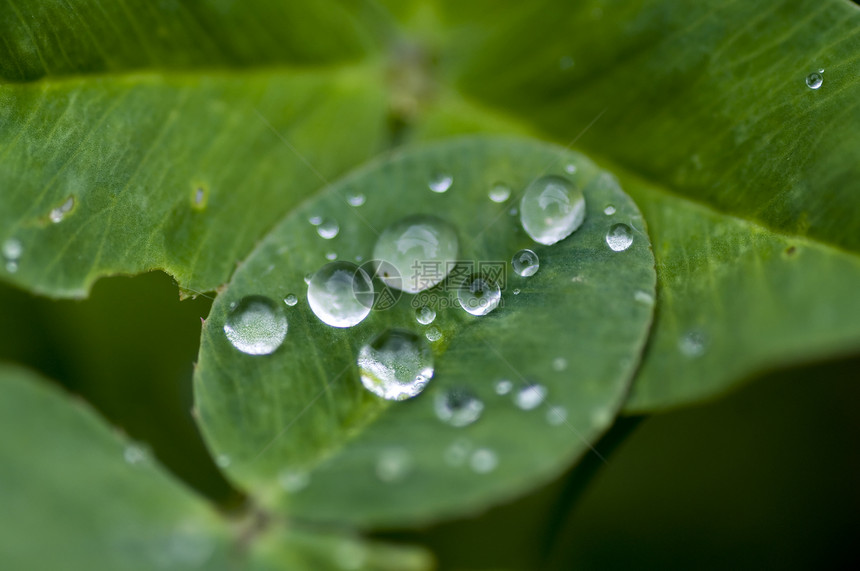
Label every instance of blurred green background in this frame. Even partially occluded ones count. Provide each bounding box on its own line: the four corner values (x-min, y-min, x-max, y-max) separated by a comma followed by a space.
1, 272, 856, 569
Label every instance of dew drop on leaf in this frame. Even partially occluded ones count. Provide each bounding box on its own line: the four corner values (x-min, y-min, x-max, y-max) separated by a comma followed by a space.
346, 192, 366, 207
428, 172, 453, 193
223, 295, 287, 355
376, 447, 412, 482
552, 357, 567, 371
316, 218, 339, 239
278, 469, 310, 493
546, 405, 568, 426
325, 251, 337, 261
514, 383, 548, 410
806, 70, 823, 90
434, 388, 484, 427
307, 261, 373, 328
606, 223, 634, 252
283, 294, 298, 307
444, 438, 472, 467
469, 448, 498, 474
425, 326, 442, 342
457, 275, 501, 316
512, 248, 540, 277
357, 329, 434, 400
488, 183, 511, 203
49, 196, 75, 223
520, 175, 586, 245
494, 379, 513, 395
123, 444, 147, 465
604, 204, 616, 215
415, 305, 436, 325
678, 329, 707, 358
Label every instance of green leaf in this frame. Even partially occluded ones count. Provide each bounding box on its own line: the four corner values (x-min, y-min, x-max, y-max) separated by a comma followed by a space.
194, 137, 656, 526
0, 363, 432, 570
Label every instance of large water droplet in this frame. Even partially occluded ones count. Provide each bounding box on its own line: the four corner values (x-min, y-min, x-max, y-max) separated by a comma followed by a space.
606, 223, 633, 251
520, 175, 586, 245
428, 173, 453, 193
806, 70, 823, 90
434, 388, 484, 427
679, 329, 707, 358
494, 379, 513, 395
488, 183, 511, 203
358, 329, 434, 400
415, 305, 436, 325
347, 192, 366, 207
223, 296, 287, 355
317, 218, 339, 239
457, 275, 501, 316
470, 448, 498, 474
372, 214, 459, 293
514, 383, 547, 410
512, 249, 540, 277
376, 447, 412, 482
307, 261, 373, 328
49, 196, 75, 223
425, 326, 443, 342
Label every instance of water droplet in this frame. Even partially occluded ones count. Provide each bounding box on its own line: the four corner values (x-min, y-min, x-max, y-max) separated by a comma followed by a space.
806, 70, 823, 90
512, 288, 521, 295
3, 238, 22, 261
457, 275, 501, 316
514, 383, 547, 410
512, 249, 540, 277
215, 454, 230, 468
546, 405, 568, 426
304, 273, 312, 285
307, 261, 373, 328
317, 218, 339, 239
559, 56, 575, 70
520, 175, 586, 245
428, 173, 453, 193
679, 330, 707, 358
347, 192, 366, 207
552, 357, 567, 371
494, 379, 513, 395
284, 294, 298, 306
5, 261, 17, 273
488, 183, 511, 203
325, 251, 337, 261
358, 329, 434, 400
308, 214, 323, 226
223, 296, 287, 355
376, 447, 412, 482
634, 290, 654, 305
509, 207, 518, 216
415, 305, 436, 325
193, 187, 206, 208
444, 438, 472, 466
425, 326, 442, 342
124, 444, 147, 465
564, 163, 578, 175
470, 448, 498, 473
49, 196, 75, 223
606, 223, 633, 252
278, 469, 310, 492
434, 388, 484, 427
604, 205, 616, 215
373, 214, 459, 293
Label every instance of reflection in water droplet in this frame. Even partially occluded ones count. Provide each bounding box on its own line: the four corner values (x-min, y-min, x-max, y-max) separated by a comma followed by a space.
494, 379, 513, 395
604, 205, 616, 215
358, 329, 434, 400
223, 296, 287, 355
124, 444, 147, 465
376, 447, 412, 482
49, 196, 75, 223
284, 294, 298, 307
444, 438, 472, 466
606, 223, 634, 252
373, 214, 459, 293
512, 249, 540, 277
552, 357, 567, 371
415, 305, 436, 325
434, 388, 484, 427
520, 175, 586, 245
317, 218, 339, 239
347, 192, 366, 207
546, 406, 568, 426
488, 183, 511, 203
425, 326, 442, 342
458, 275, 501, 316
428, 173, 453, 193
514, 383, 548, 410
278, 469, 310, 492
470, 448, 498, 474
307, 261, 373, 328
806, 71, 823, 90
679, 330, 707, 358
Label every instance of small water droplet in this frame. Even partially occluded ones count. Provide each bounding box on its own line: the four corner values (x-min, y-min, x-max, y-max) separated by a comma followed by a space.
512, 249, 540, 277
546, 405, 568, 426
495, 379, 513, 395
425, 326, 442, 342
193, 187, 206, 206
278, 469, 310, 492
49, 196, 75, 223
806, 70, 823, 90
373, 214, 459, 293
604, 205, 616, 215
3, 238, 22, 261
470, 448, 498, 474
488, 183, 511, 203
444, 438, 472, 466
559, 56, 574, 70
347, 192, 366, 207
284, 294, 298, 307
307, 261, 373, 328
215, 454, 230, 468
5, 261, 18, 273
434, 388, 484, 427
564, 163, 577, 174
415, 305, 436, 325
317, 218, 339, 239
358, 329, 434, 400
124, 444, 147, 465
428, 173, 453, 193
509, 207, 518, 216
520, 175, 586, 245
308, 214, 323, 226
606, 223, 634, 252
512, 288, 521, 295
376, 447, 412, 482
457, 275, 501, 316
304, 273, 312, 284
223, 296, 287, 355
552, 357, 567, 371
325, 251, 337, 261
634, 290, 654, 305
514, 383, 547, 410
679, 330, 707, 358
